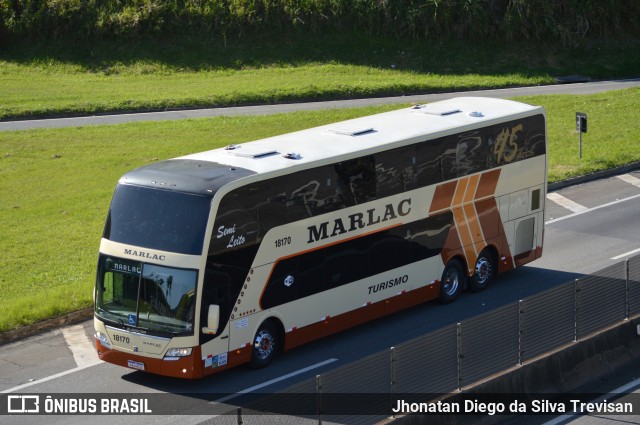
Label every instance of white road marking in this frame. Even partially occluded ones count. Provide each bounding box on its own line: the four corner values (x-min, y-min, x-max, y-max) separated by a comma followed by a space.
542, 376, 640, 425
2, 324, 101, 394
617, 173, 640, 188
1, 363, 99, 393
546, 193, 640, 225
611, 247, 640, 260
547, 192, 588, 213
61, 324, 100, 368
213, 358, 338, 404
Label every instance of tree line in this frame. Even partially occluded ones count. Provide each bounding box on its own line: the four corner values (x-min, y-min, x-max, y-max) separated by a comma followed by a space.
1, 0, 638, 45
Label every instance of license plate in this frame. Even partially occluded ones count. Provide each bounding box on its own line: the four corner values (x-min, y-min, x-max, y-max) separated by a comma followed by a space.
127, 360, 145, 371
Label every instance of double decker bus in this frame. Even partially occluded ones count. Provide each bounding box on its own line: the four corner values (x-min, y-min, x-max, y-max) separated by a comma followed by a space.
94, 97, 547, 378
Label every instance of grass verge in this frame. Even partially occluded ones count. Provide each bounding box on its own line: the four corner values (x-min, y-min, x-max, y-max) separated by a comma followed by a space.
1, 36, 639, 120
1, 88, 639, 333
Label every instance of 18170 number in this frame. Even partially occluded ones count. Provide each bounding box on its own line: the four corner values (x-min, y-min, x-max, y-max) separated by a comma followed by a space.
275, 237, 292, 248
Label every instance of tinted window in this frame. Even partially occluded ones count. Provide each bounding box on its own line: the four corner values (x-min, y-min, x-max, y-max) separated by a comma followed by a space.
104, 184, 211, 255
260, 212, 452, 309
375, 146, 417, 197
335, 156, 377, 206
287, 167, 343, 220
455, 131, 487, 177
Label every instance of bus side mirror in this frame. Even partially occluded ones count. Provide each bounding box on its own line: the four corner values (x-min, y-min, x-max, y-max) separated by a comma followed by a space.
201, 304, 220, 334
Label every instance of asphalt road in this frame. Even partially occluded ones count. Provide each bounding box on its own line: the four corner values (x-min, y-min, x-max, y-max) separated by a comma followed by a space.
1, 169, 639, 425
1, 78, 639, 132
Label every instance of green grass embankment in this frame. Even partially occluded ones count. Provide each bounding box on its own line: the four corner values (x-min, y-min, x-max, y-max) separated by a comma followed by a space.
1, 36, 639, 121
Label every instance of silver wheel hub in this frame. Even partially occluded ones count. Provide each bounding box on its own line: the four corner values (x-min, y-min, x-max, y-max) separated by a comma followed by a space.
443, 269, 459, 295
475, 257, 492, 285
254, 330, 274, 360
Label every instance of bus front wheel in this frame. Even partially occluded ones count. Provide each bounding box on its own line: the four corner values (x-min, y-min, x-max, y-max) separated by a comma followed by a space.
439, 259, 465, 303
250, 321, 278, 369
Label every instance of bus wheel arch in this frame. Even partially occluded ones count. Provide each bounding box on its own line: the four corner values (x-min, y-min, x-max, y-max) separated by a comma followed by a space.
250, 317, 284, 369
470, 247, 498, 292
439, 257, 466, 303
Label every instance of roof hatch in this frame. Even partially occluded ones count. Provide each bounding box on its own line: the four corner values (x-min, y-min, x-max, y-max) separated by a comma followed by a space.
328, 125, 375, 136
227, 146, 279, 158
412, 104, 462, 116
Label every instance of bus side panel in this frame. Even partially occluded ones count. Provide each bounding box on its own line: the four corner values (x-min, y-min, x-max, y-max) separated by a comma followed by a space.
208, 345, 252, 375
281, 268, 441, 352
256, 255, 442, 351
495, 156, 547, 270
226, 254, 443, 354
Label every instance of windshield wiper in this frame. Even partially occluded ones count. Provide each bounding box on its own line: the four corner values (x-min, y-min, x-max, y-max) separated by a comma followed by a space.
97, 308, 126, 326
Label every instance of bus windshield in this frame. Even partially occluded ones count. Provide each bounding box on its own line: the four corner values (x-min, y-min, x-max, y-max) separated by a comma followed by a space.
95, 256, 197, 336
103, 184, 212, 255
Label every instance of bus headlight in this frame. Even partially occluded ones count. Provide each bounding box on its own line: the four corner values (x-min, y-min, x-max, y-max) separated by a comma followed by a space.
165, 347, 192, 358
95, 331, 112, 350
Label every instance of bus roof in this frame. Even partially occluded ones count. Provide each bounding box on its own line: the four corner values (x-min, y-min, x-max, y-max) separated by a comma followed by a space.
179, 97, 543, 176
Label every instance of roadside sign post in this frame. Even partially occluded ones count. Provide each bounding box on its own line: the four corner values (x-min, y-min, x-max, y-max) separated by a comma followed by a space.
576, 112, 587, 158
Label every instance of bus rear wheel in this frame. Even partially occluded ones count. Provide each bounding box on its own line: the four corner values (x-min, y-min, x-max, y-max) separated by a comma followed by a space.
439, 259, 465, 303
470, 249, 497, 292
250, 321, 278, 369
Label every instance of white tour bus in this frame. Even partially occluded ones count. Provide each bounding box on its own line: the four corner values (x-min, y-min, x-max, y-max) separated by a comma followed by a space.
94, 97, 547, 378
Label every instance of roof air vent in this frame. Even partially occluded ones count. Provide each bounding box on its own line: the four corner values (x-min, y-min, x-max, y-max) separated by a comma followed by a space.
232, 148, 279, 158
225, 144, 241, 150
283, 152, 302, 160
414, 104, 462, 116
328, 125, 375, 136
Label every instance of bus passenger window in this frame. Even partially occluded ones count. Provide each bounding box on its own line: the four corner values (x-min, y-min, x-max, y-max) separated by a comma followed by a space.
415, 139, 446, 187
531, 189, 541, 211
335, 156, 376, 205
455, 132, 487, 177
287, 167, 339, 219
441, 148, 457, 181
375, 147, 417, 197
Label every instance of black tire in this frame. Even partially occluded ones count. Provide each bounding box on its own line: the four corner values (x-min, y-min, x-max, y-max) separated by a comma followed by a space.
439, 258, 465, 303
469, 249, 497, 292
250, 321, 278, 369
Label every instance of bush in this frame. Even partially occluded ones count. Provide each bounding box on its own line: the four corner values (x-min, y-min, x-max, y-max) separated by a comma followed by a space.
2, 0, 639, 44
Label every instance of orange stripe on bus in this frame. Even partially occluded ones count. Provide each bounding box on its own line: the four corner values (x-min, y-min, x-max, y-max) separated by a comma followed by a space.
438, 169, 505, 275
463, 174, 481, 204
463, 244, 478, 274
475, 198, 500, 240
429, 180, 457, 214
452, 207, 474, 250
463, 203, 484, 245
475, 169, 501, 200
452, 177, 469, 207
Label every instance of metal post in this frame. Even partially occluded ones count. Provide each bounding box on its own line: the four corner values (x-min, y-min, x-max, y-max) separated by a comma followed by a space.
574, 278, 580, 342
316, 374, 322, 425
625, 259, 631, 320
579, 131, 583, 159
456, 322, 463, 390
576, 112, 587, 159
236, 407, 243, 425
518, 300, 524, 365
390, 346, 396, 418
